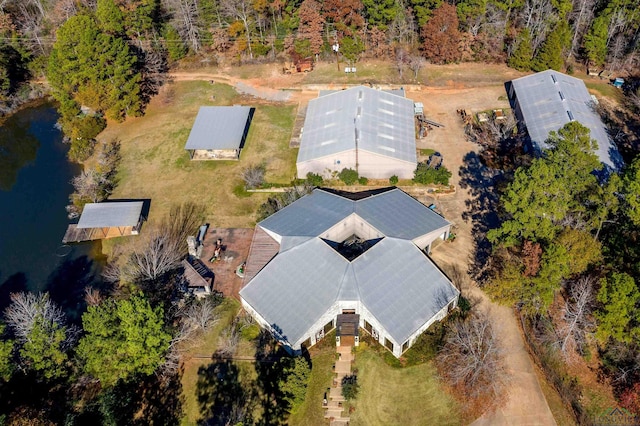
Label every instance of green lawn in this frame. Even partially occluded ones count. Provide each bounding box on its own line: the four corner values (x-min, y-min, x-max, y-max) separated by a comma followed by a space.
180, 299, 240, 425
99, 80, 296, 229
288, 344, 336, 426
348, 350, 461, 426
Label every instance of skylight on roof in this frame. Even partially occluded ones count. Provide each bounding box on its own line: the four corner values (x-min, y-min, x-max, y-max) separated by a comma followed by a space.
567, 110, 575, 121
321, 139, 338, 146
380, 98, 395, 105
382, 123, 395, 129
559, 91, 565, 101
378, 108, 394, 116
379, 134, 395, 141
551, 74, 557, 84
379, 145, 396, 152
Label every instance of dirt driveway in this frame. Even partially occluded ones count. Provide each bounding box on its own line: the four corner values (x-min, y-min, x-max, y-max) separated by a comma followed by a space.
408, 86, 557, 425
171, 66, 557, 425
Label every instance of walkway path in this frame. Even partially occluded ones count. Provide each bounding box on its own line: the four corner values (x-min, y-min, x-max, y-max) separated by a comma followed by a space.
324, 345, 352, 425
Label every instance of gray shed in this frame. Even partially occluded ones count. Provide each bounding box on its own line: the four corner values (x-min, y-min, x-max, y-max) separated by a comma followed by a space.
239, 188, 458, 358
185, 106, 253, 160
508, 70, 622, 172
63, 201, 144, 243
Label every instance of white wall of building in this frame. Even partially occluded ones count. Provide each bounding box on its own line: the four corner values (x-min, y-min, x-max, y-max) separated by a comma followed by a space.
321, 213, 384, 242
356, 150, 415, 180
297, 151, 357, 179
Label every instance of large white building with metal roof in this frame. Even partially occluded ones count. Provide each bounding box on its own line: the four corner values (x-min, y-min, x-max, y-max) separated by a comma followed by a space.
508, 70, 622, 171
239, 187, 459, 358
296, 86, 418, 180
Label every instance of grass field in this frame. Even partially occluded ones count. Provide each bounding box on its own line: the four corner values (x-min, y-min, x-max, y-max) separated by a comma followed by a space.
287, 342, 336, 426
180, 298, 240, 425
347, 349, 460, 426
99, 80, 297, 228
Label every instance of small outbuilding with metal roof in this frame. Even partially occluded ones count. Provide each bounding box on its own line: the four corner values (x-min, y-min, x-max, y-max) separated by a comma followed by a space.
507, 70, 622, 171
62, 201, 145, 243
185, 106, 253, 160
239, 187, 459, 358
296, 86, 418, 179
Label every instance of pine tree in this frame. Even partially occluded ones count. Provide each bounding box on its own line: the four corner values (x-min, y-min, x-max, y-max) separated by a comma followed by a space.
508, 28, 533, 71
532, 21, 570, 71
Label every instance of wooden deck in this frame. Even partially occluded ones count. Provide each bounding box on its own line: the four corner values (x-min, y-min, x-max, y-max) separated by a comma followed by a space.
62, 224, 137, 243
242, 227, 280, 288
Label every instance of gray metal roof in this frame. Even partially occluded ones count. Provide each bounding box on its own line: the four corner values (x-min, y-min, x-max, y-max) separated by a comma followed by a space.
240, 238, 349, 345
240, 188, 457, 346
510, 70, 621, 170
355, 189, 450, 239
259, 188, 450, 240
297, 86, 417, 164
184, 106, 251, 150
259, 190, 353, 238
77, 202, 143, 228
353, 238, 459, 343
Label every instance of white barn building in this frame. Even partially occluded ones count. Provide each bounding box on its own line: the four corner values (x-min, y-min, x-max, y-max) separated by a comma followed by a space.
239, 187, 459, 358
508, 70, 622, 172
296, 86, 418, 180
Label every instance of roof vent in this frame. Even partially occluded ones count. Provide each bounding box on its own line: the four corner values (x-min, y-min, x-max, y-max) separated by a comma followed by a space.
567, 110, 574, 121
559, 91, 565, 101
358, 90, 363, 101
357, 106, 362, 117
551, 74, 557, 84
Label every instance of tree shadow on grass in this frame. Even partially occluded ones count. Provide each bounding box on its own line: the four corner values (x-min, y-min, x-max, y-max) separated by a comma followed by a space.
253, 331, 294, 426
458, 151, 505, 283
196, 357, 256, 426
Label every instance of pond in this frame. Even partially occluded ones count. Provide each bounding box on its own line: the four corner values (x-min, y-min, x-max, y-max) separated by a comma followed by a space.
0, 103, 104, 319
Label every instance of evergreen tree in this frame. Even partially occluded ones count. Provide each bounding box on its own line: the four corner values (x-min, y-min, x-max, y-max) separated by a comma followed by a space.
488, 122, 601, 246
96, 0, 125, 35
532, 21, 570, 71
47, 14, 142, 122
596, 273, 640, 343
363, 0, 398, 29
77, 294, 171, 387
584, 16, 608, 66
20, 315, 69, 380
0, 324, 14, 382
508, 28, 533, 71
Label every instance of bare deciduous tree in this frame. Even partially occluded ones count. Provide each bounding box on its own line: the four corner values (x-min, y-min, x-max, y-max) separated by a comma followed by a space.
127, 230, 183, 281
221, 0, 255, 59
439, 311, 505, 401
163, 0, 200, 52
217, 321, 240, 357
241, 164, 266, 189
408, 55, 426, 81
556, 276, 595, 358
4, 292, 65, 342
70, 169, 110, 204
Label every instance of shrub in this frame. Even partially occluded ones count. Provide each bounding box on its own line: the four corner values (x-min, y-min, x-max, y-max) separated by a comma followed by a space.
306, 172, 323, 186
338, 168, 359, 185
413, 162, 452, 185
389, 175, 399, 185
358, 176, 368, 185
341, 374, 359, 400
241, 164, 266, 189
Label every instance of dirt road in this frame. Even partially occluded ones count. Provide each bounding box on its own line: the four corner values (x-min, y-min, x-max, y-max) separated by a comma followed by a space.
170, 67, 558, 425
410, 86, 557, 425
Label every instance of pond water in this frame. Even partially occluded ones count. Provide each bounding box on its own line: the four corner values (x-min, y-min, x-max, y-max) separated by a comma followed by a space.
0, 103, 104, 318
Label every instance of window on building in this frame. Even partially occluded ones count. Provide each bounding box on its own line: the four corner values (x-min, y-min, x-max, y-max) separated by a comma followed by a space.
364, 320, 373, 333
324, 320, 334, 334
402, 340, 410, 352
384, 338, 394, 352
301, 337, 312, 348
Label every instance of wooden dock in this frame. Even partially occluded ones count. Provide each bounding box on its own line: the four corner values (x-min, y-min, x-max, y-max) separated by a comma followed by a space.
62, 224, 137, 243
